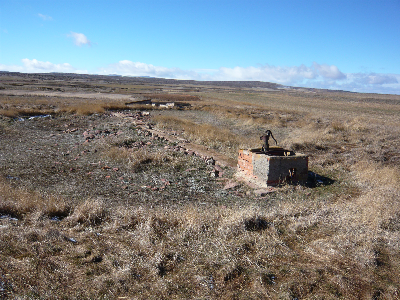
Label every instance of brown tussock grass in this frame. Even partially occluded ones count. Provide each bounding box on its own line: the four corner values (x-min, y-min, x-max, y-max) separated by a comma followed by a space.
0, 108, 55, 118
354, 161, 400, 189
58, 102, 162, 115
100, 145, 132, 163
201, 104, 281, 127
66, 198, 108, 226
2, 190, 400, 298
153, 115, 249, 157
59, 103, 106, 115
280, 115, 374, 153
0, 94, 155, 117
351, 161, 400, 228
145, 93, 201, 102
102, 146, 171, 172
128, 148, 169, 171
0, 177, 70, 220
0, 108, 19, 118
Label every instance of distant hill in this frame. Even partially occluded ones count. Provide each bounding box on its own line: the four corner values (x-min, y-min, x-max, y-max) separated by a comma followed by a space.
0, 71, 285, 90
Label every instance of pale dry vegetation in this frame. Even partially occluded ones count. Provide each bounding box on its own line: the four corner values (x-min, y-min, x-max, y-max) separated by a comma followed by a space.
2, 171, 399, 299
144, 93, 201, 102
1, 73, 400, 299
0, 92, 158, 117
102, 146, 175, 173
153, 115, 247, 158
0, 177, 71, 221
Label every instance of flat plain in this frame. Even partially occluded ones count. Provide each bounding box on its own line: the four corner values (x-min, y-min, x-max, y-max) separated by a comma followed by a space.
1, 72, 400, 299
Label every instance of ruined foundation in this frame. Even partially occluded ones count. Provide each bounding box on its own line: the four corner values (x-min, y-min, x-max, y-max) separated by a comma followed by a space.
237, 147, 308, 186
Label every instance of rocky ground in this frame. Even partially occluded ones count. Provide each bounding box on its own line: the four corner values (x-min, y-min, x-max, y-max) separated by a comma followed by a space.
0, 110, 255, 212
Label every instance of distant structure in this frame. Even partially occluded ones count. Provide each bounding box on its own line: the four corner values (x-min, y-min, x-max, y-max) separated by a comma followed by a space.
126, 99, 188, 109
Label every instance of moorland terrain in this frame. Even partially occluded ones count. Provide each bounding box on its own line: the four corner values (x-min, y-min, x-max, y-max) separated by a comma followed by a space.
1, 71, 400, 299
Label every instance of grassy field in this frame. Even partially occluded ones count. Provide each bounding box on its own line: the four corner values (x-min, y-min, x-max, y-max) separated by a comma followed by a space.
1, 72, 400, 299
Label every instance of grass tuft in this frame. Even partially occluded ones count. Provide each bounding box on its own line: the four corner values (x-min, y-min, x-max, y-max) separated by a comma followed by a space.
0, 177, 69, 220
67, 198, 108, 225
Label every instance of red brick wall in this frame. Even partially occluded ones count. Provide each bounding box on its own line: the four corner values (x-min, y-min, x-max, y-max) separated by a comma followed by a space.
238, 150, 254, 177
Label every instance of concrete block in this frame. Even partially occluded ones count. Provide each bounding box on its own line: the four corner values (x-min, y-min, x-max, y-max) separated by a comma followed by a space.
237, 148, 308, 186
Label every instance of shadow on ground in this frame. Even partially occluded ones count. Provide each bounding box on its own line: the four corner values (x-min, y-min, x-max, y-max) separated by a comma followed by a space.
306, 171, 335, 188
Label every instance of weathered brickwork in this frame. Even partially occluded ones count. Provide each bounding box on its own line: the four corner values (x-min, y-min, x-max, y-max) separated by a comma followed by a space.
238, 148, 308, 186
237, 149, 254, 177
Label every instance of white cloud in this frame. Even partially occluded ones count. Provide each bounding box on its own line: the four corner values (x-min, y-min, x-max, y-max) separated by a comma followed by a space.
99, 60, 198, 79
21, 59, 75, 72
209, 64, 318, 83
38, 13, 53, 21
209, 63, 348, 83
352, 73, 398, 85
296, 72, 400, 94
312, 62, 346, 80
0, 59, 87, 74
67, 32, 91, 46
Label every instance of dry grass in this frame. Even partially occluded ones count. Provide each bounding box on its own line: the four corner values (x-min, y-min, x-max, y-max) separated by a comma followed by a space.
144, 93, 201, 102
0, 108, 20, 118
0, 176, 71, 220
1, 74, 400, 298
2, 184, 400, 298
0, 94, 159, 117
1, 160, 400, 298
0, 107, 55, 118
102, 146, 171, 172
201, 104, 299, 128
66, 198, 108, 226
59, 103, 106, 115
153, 115, 253, 158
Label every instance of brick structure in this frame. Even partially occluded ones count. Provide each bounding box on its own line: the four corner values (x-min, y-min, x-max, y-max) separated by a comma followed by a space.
237, 147, 308, 186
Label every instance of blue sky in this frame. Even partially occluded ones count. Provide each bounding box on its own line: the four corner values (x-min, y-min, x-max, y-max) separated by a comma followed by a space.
1, 0, 399, 94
